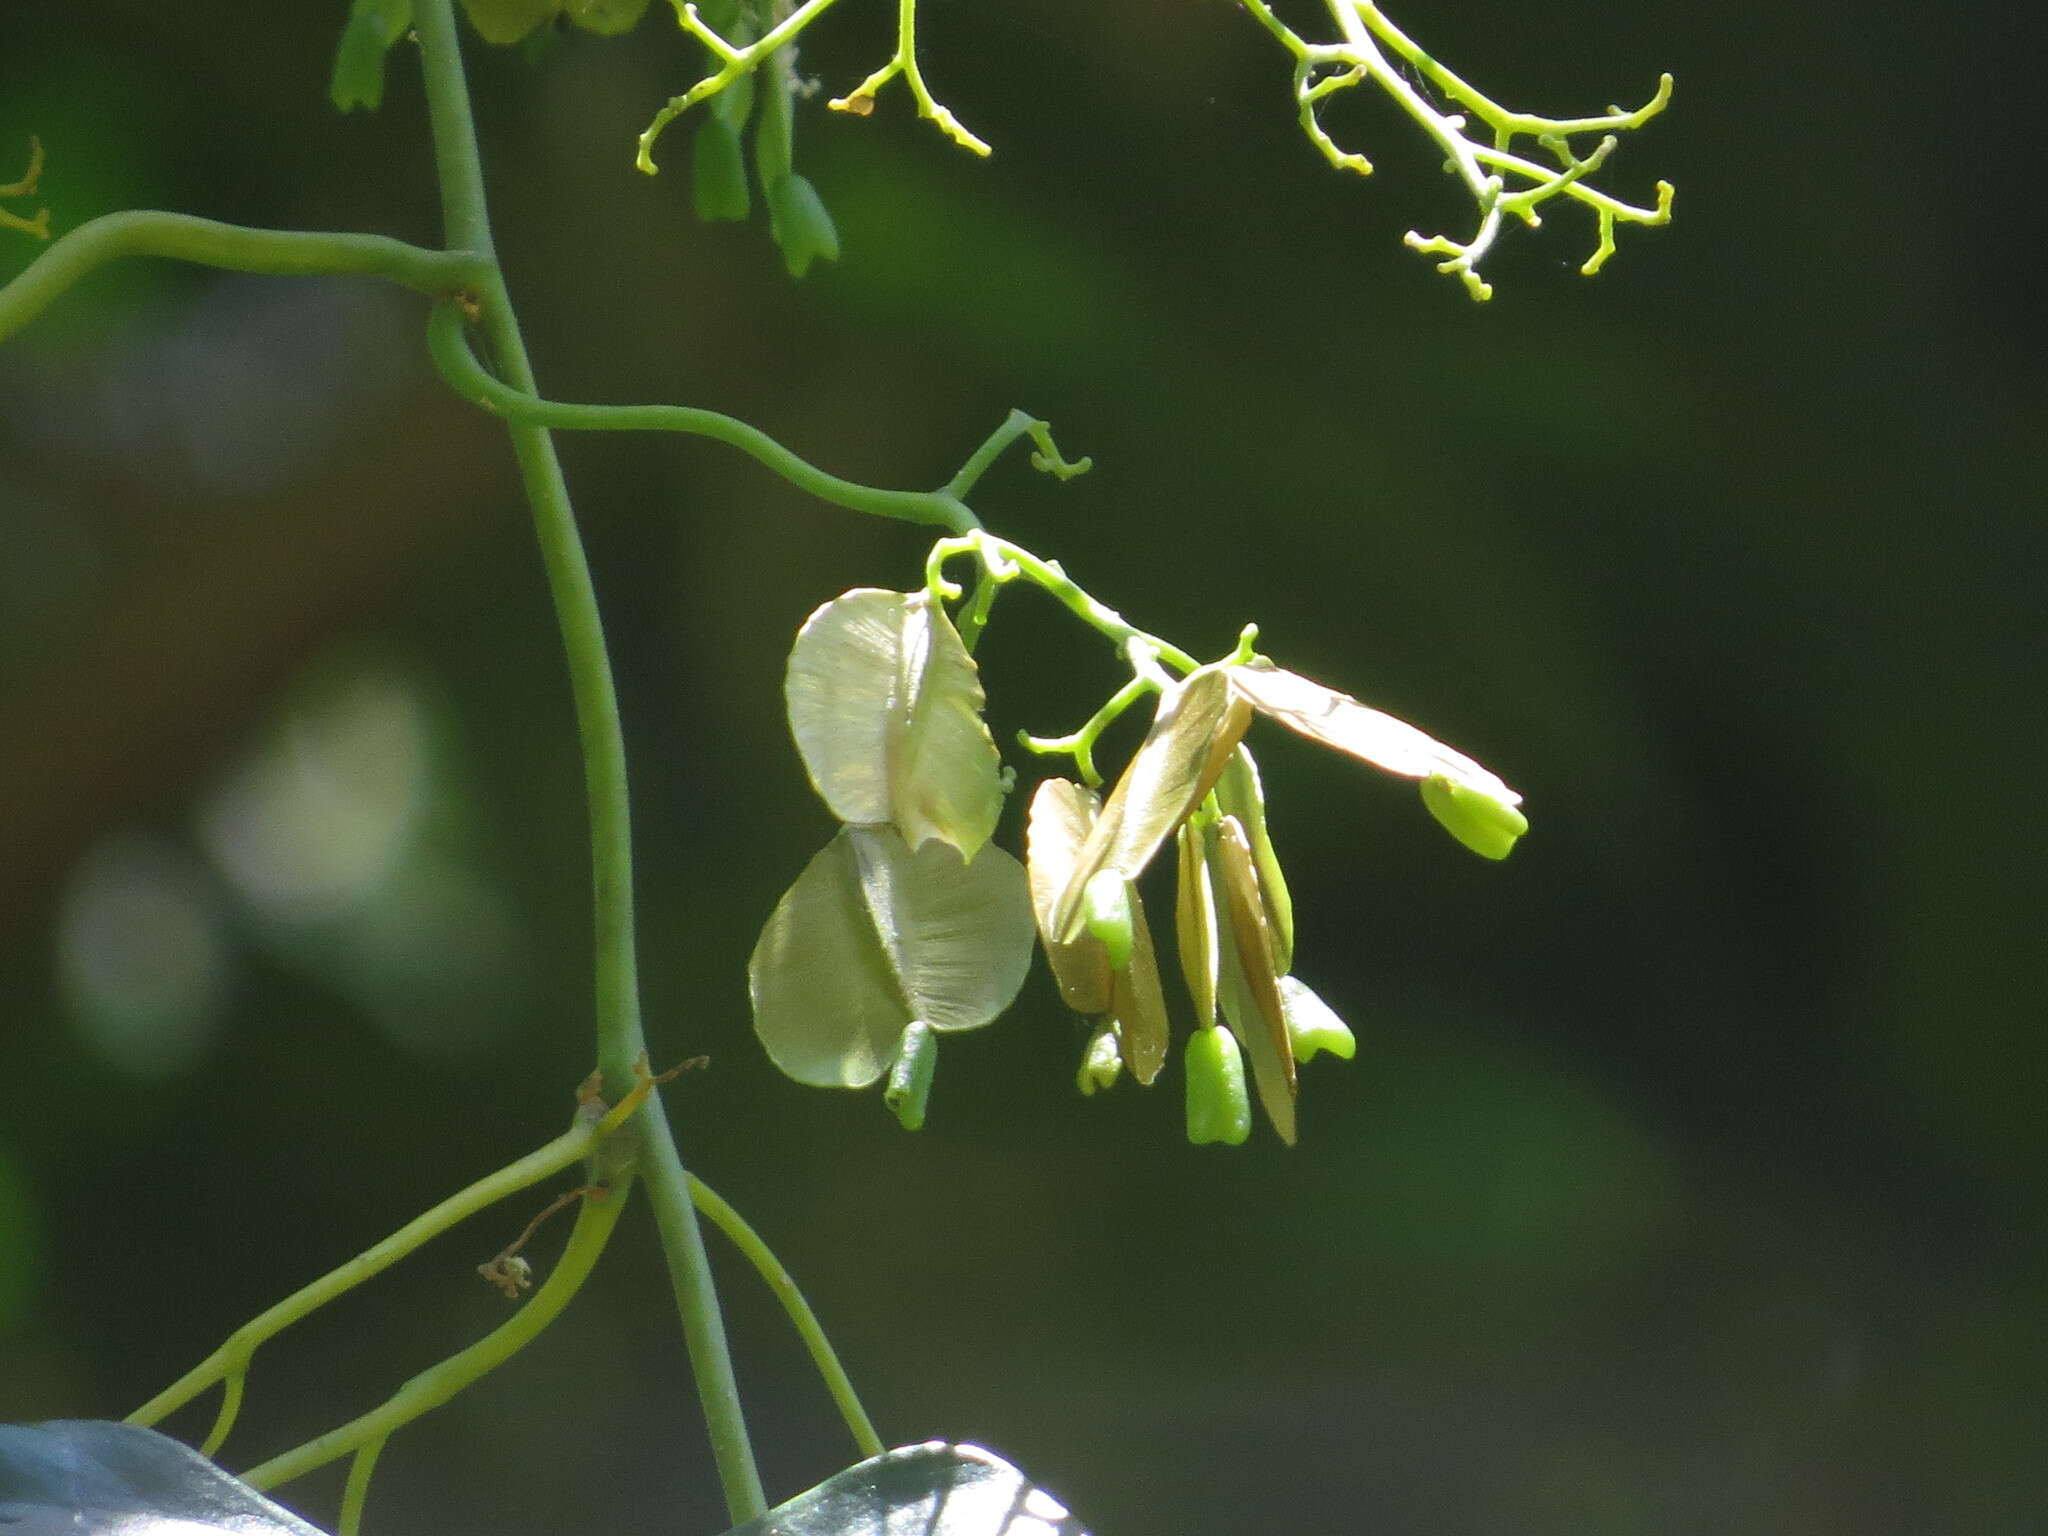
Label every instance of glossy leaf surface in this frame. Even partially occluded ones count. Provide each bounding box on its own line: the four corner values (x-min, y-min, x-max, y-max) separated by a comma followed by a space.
785, 590, 1002, 859
750, 826, 1032, 1088
1052, 665, 1251, 941
715, 1441, 1089, 1536
0, 1421, 328, 1535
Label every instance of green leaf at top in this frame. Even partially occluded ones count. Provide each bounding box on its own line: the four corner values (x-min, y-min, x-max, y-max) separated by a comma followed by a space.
460, 0, 558, 45
785, 589, 1003, 860
1051, 664, 1251, 942
749, 825, 1032, 1089
563, 0, 654, 33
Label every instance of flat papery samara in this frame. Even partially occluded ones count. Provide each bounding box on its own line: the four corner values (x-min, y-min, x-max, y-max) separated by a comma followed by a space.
1026, 779, 1168, 1083
750, 825, 1033, 1089
1208, 815, 1298, 1145
785, 589, 1004, 861
1213, 745, 1293, 973
1051, 664, 1252, 942
1226, 659, 1525, 858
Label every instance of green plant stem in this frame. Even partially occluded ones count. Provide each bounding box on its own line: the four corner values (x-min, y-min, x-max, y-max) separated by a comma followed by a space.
0, 210, 484, 346
928, 532, 1201, 673
240, 1184, 631, 1492
126, 1116, 606, 1446
688, 1173, 883, 1460
411, 0, 766, 1520
338, 1438, 385, 1536
426, 304, 978, 534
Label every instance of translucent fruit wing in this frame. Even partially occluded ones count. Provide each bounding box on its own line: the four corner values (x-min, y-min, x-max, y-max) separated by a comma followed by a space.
1227, 660, 1520, 804
1025, 779, 1113, 1015
749, 825, 1033, 1089
784, 589, 1002, 859
891, 593, 1003, 859
1209, 816, 1298, 1145
1111, 886, 1170, 1085
1174, 823, 1219, 1030
1228, 659, 1526, 860
1052, 665, 1252, 941
1214, 744, 1294, 973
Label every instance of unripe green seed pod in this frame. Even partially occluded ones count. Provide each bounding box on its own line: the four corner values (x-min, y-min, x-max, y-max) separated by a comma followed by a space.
1184, 1026, 1251, 1146
1419, 773, 1529, 860
883, 1020, 937, 1131
1082, 870, 1135, 972
1076, 1022, 1122, 1096
766, 173, 840, 279
329, 0, 412, 113
1278, 975, 1355, 1063
692, 115, 751, 223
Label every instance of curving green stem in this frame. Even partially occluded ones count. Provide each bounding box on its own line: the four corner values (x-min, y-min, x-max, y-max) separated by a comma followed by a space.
688, 1173, 883, 1460
426, 304, 978, 534
126, 1115, 609, 1448
411, 0, 765, 1520
0, 210, 484, 347
927, 531, 1201, 673
239, 1183, 631, 1492
338, 1437, 385, 1536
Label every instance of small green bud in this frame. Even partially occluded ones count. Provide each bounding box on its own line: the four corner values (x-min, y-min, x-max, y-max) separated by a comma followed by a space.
1278, 975, 1355, 1063
1184, 1026, 1251, 1146
1082, 870, 1135, 972
766, 173, 840, 279
883, 1020, 937, 1131
1419, 773, 1528, 860
692, 116, 751, 223
329, 0, 412, 113
1076, 1022, 1122, 1096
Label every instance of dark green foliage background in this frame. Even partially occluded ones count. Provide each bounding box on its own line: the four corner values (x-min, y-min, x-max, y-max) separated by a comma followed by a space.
1, 3, 2042, 1533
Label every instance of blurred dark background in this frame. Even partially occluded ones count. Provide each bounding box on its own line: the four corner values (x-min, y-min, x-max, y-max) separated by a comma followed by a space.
1, 2, 2043, 1533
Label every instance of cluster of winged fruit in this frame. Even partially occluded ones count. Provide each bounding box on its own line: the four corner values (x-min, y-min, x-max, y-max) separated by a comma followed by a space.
747, 584, 1526, 1144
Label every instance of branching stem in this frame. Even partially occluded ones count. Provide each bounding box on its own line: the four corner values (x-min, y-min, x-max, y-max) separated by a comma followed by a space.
125, 1114, 611, 1449
412, 0, 767, 1520
426, 304, 980, 534
0, 210, 484, 347
238, 1184, 630, 1493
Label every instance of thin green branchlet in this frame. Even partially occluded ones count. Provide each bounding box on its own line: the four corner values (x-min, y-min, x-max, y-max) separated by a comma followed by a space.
1241, 0, 1673, 297
409, 0, 768, 1521
634, 0, 1672, 298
